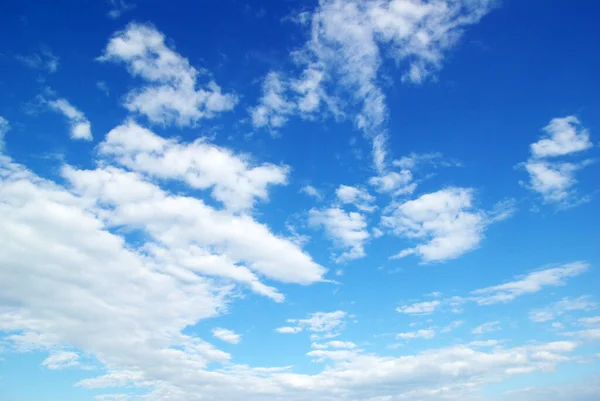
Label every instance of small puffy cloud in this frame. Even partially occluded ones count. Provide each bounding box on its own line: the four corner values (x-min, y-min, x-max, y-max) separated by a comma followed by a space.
99, 120, 288, 212
99, 23, 237, 126
47, 98, 93, 140
396, 328, 436, 340
396, 300, 441, 315
521, 116, 593, 207
441, 320, 464, 333
383, 188, 510, 262
212, 328, 241, 344
531, 116, 592, 158
309, 207, 370, 263
41, 351, 80, 370
301, 185, 322, 200
472, 321, 501, 335
16, 48, 59, 73
529, 296, 597, 323
471, 262, 589, 305
335, 185, 376, 212
275, 326, 303, 334
250, 72, 295, 131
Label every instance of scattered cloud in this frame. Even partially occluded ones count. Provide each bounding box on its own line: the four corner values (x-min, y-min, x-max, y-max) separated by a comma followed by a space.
521, 116, 594, 207
99, 23, 237, 126
335, 185, 376, 212
308, 207, 370, 262
250, 72, 295, 132
106, 0, 136, 19
472, 321, 501, 335
300, 185, 322, 200
383, 188, 514, 262
276, 311, 347, 340
47, 98, 93, 140
397, 300, 441, 315
441, 320, 464, 333
212, 328, 241, 344
529, 296, 597, 323
96, 81, 110, 96
471, 262, 589, 305
41, 351, 80, 370
397, 328, 436, 340
16, 48, 59, 73
579, 316, 600, 326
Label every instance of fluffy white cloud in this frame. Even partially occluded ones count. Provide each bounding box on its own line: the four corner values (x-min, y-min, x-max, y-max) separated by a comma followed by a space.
472, 321, 501, 335
383, 188, 513, 262
531, 116, 592, 158
99, 120, 288, 212
311, 340, 357, 350
250, 72, 295, 131
100, 23, 237, 126
335, 184, 376, 212
106, 0, 135, 19
529, 296, 597, 323
471, 262, 589, 305
47, 98, 93, 140
212, 328, 241, 344
309, 207, 370, 262
41, 351, 80, 370
397, 328, 436, 340
275, 326, 303, 334
522, 116, 593, 207
441, 320, 464, 333
396, 300, 441, 315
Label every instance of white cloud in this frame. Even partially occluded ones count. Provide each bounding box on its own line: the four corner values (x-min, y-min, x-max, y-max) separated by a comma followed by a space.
335, 184, 376, 212
275, 326, 303, 334
99, 120, 288, 212
97, 81, 110, 96
504, 376, 600, 401
529, 296, 597, 323
106, 0, 135, 19
471, 262, 589, 305
16, 48, 59, 73
472, 321, 501, 335
441, 320, 464, 333
311, 340, 357, 350
212, 328, 241, 344
300, 185, 322, 200
531, 116, 592, 158
41, 351, 80, 370
0, 116, 9, 151
383, 188, 512, 262
397, 328, 436, 340
309, 207, 370, 262
396, 300, 441, 315
277, 311, 347, 340
250, 72, 295, 131
562, 329, 600, 341
99, 23, 237, 126
522, 116, 593, 207
47, 98, 93, 140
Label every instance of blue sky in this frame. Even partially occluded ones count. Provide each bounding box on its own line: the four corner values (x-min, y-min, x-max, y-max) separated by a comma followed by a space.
1, 0, 599, 400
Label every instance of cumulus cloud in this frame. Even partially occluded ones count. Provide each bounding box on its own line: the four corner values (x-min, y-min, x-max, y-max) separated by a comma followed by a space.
250, 72, 295, 131
383, 188, 514, 262
47, 98, 93, 140
309, 207, 370, 262
99, 23, 237, 126
300, 185, 322, 200
397, 328, 436, 340
212, 328, 241, 344
99, 120, 288, 212
335, 185, 376, 212
521, 116, 594, 207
